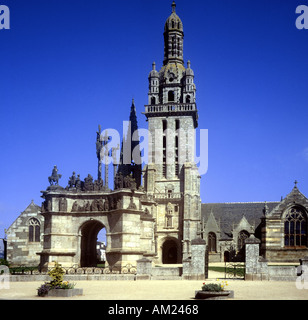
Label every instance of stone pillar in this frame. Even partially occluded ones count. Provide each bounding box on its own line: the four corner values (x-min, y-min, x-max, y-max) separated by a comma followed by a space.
136, 257, 152, 280
183, 238, 206, 280
299, 256, 308, 269
245, 235, 269, 280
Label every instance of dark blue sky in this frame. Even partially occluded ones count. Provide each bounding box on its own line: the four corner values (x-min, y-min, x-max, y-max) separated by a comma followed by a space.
1, 0, 308, 238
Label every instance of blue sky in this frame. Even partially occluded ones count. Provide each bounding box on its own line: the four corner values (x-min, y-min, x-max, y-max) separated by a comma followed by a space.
1, 0, 308, 238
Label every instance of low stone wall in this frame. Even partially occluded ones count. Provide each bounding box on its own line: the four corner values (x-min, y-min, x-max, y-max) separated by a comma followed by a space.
245, 235, 303, 281
151, 267, 182, 279
268, 266, 298, 281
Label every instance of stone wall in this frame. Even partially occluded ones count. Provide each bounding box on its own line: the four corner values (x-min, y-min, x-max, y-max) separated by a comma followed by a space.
245, 234, 300, 281
6, 201, 44, 267
182, 238, 207, 280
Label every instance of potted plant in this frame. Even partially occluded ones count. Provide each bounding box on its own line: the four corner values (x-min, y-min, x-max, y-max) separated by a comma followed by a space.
195, 279, 234, 300
37, 262, 83, 297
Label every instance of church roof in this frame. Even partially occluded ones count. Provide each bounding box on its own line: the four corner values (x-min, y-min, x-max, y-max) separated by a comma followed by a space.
22, 200, 41, 213
201, 201, 279, 239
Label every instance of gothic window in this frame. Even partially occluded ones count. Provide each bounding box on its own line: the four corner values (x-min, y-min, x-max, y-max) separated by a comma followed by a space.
208, 232, 217, 253
284, 207, 307, 247
185, 95, 191, 103
168, 91, 175, 102
151, 97, 156, 105
28, 218, 40, 242
238, 230, 249, 251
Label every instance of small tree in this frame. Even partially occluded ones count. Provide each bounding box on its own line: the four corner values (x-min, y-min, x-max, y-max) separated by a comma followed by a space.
48, 262, 65, 288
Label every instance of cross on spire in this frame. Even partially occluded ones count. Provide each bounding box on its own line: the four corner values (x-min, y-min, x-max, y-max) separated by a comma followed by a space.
171, 1, 176, 13
294, 180, 298, 187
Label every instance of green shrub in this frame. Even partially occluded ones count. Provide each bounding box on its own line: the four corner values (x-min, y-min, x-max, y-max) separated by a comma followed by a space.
0, 259, 9, 267
201, 283, 223, 292
48, 262, 65, 288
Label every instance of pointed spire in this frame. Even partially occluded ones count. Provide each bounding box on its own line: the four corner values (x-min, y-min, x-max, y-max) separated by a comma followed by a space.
115, 100, 142, 188
131, 98, 136, 113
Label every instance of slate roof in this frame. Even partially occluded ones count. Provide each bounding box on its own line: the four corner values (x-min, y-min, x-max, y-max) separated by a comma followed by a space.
201, 202, 279, 239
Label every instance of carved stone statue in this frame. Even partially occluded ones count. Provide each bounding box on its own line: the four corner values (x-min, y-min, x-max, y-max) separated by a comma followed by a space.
48, 165, 62, 186
127, 197, 137, 210
76, 174, 82, 191
68, 172, 77, 188
117, 198, 123, 209
84, 174, 94, 191
84, 201, 91, 211
72, 201, 78, 212
104, 198, 109, 211
91, 199, 99, 211
59, 198, 67, 212
97, 199, 104, 211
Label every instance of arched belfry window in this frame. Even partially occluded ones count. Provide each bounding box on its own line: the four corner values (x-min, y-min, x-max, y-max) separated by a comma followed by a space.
284, 207, 307, 247
208, 232, 217, 253
28, 218, 40, 242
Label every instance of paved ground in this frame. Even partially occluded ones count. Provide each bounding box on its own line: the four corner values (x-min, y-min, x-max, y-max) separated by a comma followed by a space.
1, 269, 308, 300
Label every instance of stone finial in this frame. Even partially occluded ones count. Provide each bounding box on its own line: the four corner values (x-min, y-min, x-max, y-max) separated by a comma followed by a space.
294, 180, 298, 188
152, 61, 156, 70
245, 234, 261, 244
187, 60, 191, 68
171, 1, 176, 13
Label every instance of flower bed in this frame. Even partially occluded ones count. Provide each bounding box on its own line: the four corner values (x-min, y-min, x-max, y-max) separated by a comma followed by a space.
195, 280, 234, 300
37, 262, 83, 298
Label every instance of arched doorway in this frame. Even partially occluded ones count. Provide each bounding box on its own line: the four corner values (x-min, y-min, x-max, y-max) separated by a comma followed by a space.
162, 239, 179, 264
80, 220, 105, 267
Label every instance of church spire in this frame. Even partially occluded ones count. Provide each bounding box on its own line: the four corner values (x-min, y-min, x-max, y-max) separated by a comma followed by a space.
115, 99, 142, 189
163, 1, 184, 66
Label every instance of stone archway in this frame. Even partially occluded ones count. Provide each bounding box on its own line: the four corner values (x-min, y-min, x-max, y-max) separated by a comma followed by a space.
80, 220, 105, 267
162, 238, 180, 264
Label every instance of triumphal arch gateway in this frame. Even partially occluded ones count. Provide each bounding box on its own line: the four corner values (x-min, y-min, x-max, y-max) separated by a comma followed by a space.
39, 2, 202, 269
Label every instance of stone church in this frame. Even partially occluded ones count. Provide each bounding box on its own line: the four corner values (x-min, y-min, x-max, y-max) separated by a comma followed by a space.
6, 2, 308, 268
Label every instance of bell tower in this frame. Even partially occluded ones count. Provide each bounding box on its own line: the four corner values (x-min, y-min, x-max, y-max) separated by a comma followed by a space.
143, 2, 201, 263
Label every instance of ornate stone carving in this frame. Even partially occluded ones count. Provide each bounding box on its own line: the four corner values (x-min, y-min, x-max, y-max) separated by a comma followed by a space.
91, 199, 99, 211
117, 198, 123, 209
68, 172, 77, 189
128, 197, 137, 210
84, 174, 94, 191
104, 198, 109, 211
59, 198, 67, 212
97, 199, 104, 211
48, 165, 62, 186
72, 201, 78, 212
84, 201, 91, 211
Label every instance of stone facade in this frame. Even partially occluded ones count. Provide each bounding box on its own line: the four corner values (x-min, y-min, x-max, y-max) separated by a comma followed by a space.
6, 2, 203, 270
6, 201, 44, 266
5, 2, 308, 270
201, 184, 308, 263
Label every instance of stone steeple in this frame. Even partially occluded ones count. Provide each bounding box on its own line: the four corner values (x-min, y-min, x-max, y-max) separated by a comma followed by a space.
143, 2, 201, 263
116, 99, 142, 188
163, 1, 184, 66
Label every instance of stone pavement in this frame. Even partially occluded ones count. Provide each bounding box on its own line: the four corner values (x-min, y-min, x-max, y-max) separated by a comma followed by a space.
1, 270, 308, 300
